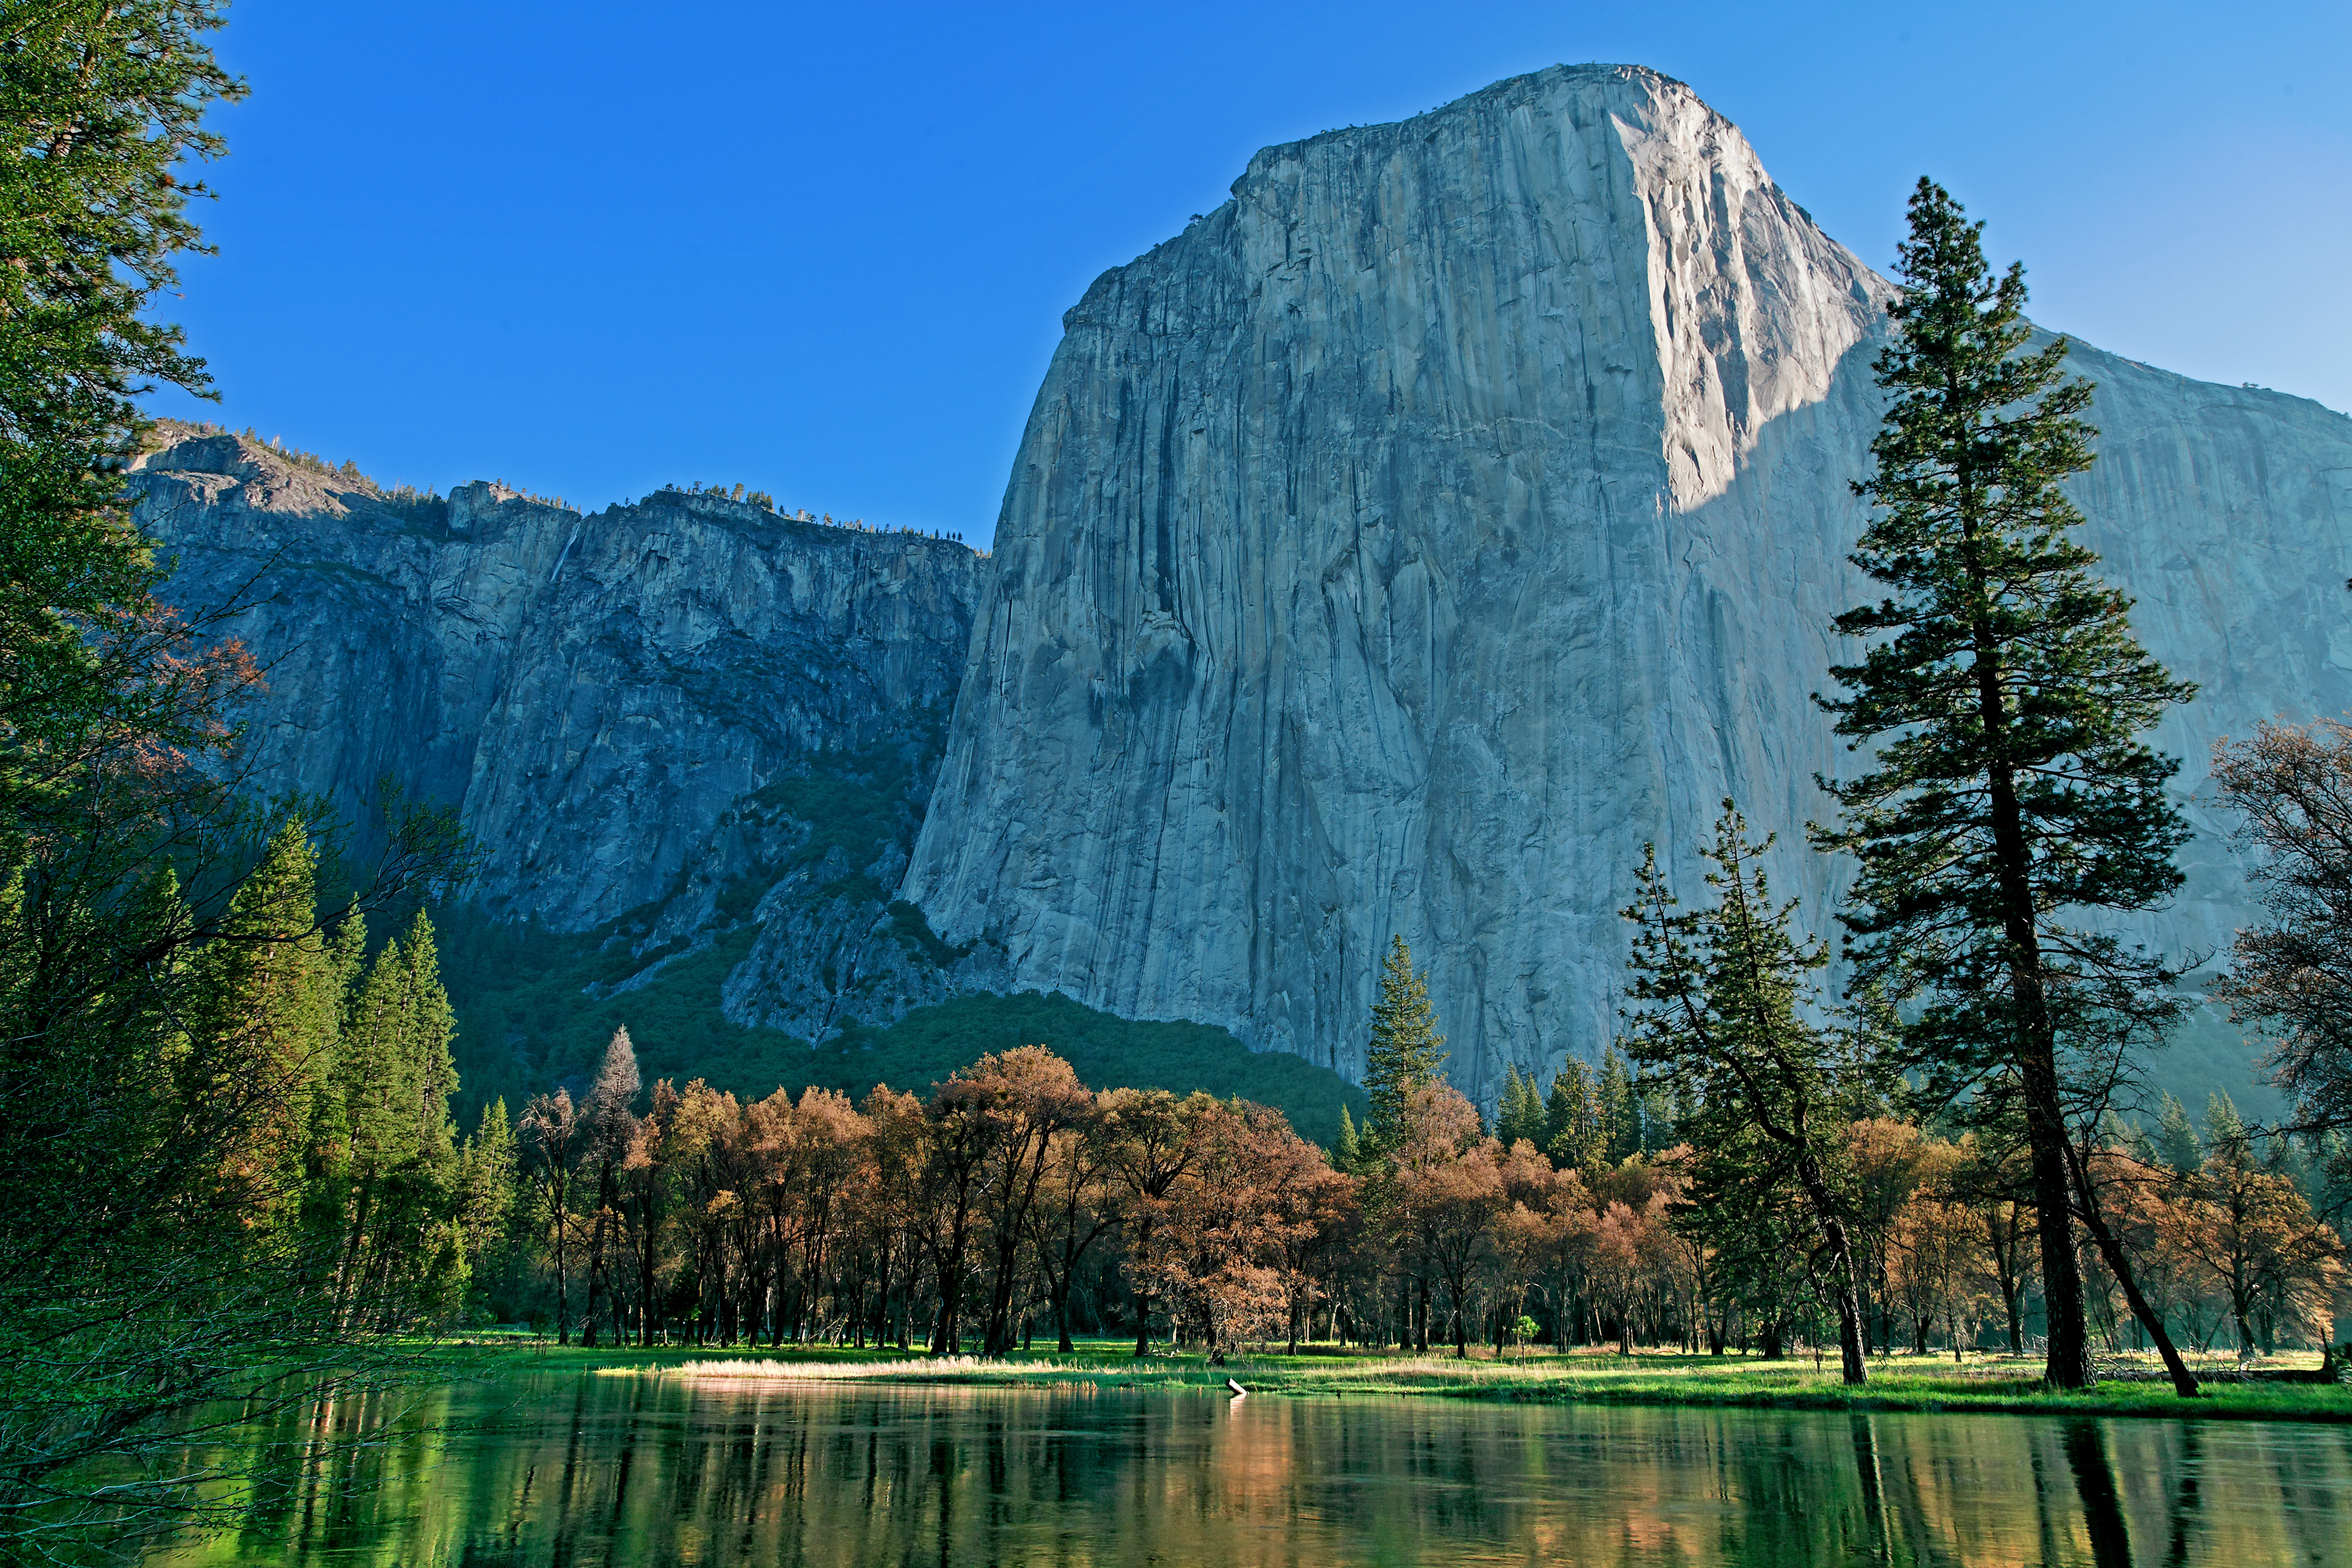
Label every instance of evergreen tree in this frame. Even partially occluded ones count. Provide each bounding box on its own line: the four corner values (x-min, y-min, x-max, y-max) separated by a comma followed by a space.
2203, 1092, 2251, 1165
580, 1027, 641, 1346
519, 1087, 582, 1343
0, 2, 248, 843
330, 909, 461, 1326
1495, 1066, 1547, 1148
455, 1099, 517, 1323
1362, 936, 1446, 1150
1815, 179, 2196, 1392
1598, 1049, 1639, 1164
1543, 1061, 1603, 1172
1333, 1103, 1362, 1173
2154, 1092, 2202, 1176
1622, 803, 1877, 1385
180, 820, 340, 1236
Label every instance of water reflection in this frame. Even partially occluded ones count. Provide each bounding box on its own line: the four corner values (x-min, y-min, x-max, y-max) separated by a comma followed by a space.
153, 1376, 2352, 1567
2065, 1421, 2134, 1568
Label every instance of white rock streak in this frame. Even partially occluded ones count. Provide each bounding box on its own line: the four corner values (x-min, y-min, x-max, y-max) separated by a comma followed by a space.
906, 64, 2352, 1102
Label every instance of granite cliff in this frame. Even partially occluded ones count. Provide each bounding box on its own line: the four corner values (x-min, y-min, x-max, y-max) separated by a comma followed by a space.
131, 432, 986, 1045
902, 63, 2352, 1105
142, 63, 2352, 1114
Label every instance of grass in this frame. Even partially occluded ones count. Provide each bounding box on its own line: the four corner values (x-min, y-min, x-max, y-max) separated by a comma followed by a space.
429, 1336, 2352, 1423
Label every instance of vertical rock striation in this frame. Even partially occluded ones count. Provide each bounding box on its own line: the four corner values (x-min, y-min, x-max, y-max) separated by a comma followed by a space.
905, 64, 2352, 1102
133, 433, 986, 1039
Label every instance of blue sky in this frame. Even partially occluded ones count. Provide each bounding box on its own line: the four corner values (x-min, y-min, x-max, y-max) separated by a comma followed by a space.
147, 0, 2349, 542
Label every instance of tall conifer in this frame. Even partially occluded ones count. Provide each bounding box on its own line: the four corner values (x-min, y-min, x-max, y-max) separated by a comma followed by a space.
182, 820, 337, 1232
1622, 805, 1875, 1385
1816, 178, 2196, 1391
1333, 1103, 1362, 1173
1362, 936, 1446, 1150
1495, 1066, 1547, 1148
1544, 1062, 1601, 1172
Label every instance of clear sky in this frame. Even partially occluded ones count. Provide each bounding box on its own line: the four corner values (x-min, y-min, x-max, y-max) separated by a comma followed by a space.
145, 0, 2349, 543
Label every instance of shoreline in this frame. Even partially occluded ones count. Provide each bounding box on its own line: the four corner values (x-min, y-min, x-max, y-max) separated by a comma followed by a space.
431, 1340, 2352, 1424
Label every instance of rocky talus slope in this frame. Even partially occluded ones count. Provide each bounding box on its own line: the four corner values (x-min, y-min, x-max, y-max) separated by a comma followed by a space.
902, 63, 2352, 1102
132, 431, 985, 1041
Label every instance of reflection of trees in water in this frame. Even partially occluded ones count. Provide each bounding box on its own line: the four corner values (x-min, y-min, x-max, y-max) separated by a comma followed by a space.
150, 1381, 2352, 1566
2063, 1421, 2134, 1568
2164, 1421, 2204, 1568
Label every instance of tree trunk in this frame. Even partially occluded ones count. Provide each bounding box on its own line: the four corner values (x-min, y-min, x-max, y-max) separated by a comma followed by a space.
1795, 1155, 1870, 1386
1967, 529, 2092, 1390
2069, 1176, 2201, 1397
554, 1214, 571, 1346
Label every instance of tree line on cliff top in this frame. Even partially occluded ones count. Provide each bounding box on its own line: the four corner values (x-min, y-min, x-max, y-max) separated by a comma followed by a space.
6, 4, 2352, 1556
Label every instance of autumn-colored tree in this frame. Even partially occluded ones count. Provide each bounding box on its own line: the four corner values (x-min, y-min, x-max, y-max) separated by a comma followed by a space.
1847, 1119, 1928, 1354
2171, 1096, 2347, 1355
958, 1047, 1091, 1356
1029, 1097, 1122, 1352
1379, 1082, 1503, 1358
1887, 1140, 1989, 1359
1100, 1087, 1217, 1356
916, 1059, 1010, 1352
1143, 1100, 1328, 1356
857, 1086, 926, 1349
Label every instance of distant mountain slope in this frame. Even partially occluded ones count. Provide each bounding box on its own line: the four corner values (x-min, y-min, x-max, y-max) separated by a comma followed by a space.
131, 425, 985, 1045
133, 425, 1367, 1138
430, 898, 1364, 1147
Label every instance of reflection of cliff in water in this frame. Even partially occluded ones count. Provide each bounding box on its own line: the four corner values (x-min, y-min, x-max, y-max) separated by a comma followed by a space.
158, 1377, 2351, 1566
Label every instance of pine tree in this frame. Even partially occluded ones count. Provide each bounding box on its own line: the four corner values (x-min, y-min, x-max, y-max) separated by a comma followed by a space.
181, 820, 339, 1234
580, 1027, 641, 1346
1621, 803, 1876, 1385
1362, 936, 1446, 1150
1598, 1049, 1639, 1164
396, 911, 458, 1169
1495, 1066, 1547, 1148
0, 3, 244, 825
1333, 1103, 1362, 1173
1543, 1062, 1602, 1172
1815, 179, 2197, 1393
456, 1099, 517, 1322
2154, 1092, 2202, 1176
518, 1087, 581, 1343
330, 908, 461, 1326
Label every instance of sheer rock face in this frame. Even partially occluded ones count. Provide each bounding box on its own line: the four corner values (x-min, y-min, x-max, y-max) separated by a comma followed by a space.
904, 63, 2352, 1101
132, 436, 983, 1038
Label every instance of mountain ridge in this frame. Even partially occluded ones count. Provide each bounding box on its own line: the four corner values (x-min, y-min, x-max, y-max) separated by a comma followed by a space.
139, 64, 2352, 1123
901, 62, 2352, 1110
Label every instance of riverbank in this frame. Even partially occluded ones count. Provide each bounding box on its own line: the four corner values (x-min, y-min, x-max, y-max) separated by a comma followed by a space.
431, 1338, 2352, 1422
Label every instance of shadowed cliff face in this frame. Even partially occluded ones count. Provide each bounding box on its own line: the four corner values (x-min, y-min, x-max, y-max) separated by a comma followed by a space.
132, 433, 986, 1042
903, 63, 2352, 1103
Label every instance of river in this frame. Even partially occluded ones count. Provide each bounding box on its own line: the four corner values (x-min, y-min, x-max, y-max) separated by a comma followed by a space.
150, 1373, 2349, 1565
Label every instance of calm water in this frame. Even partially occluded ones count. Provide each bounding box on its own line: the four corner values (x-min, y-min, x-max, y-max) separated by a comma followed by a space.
154, 1374, 2351, 1566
